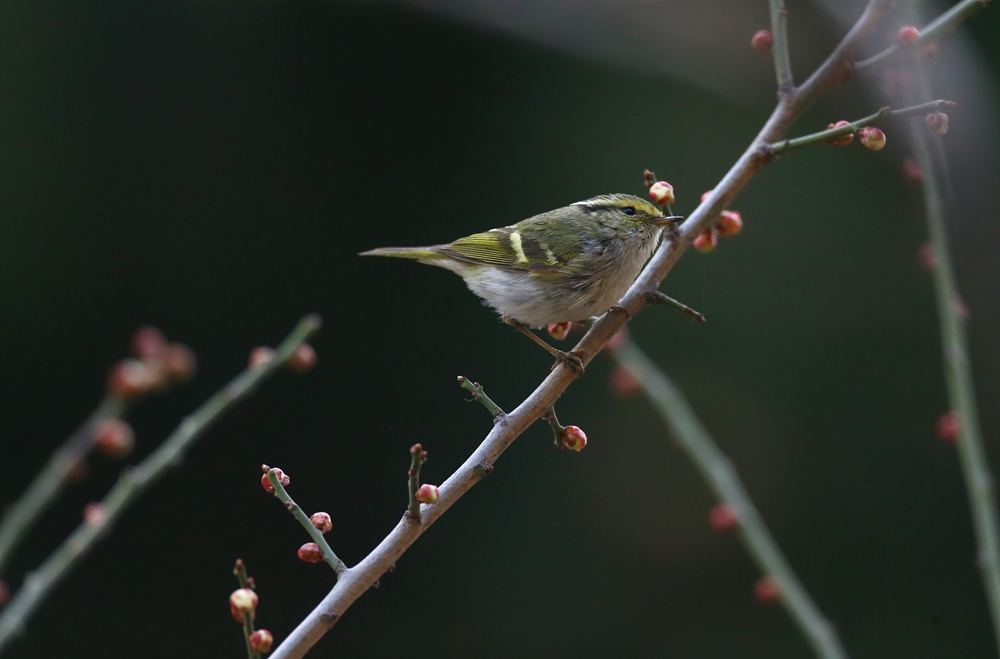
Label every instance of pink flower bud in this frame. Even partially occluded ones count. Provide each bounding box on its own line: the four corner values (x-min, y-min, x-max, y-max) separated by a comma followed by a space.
415, 484, 440, 504
297, 542, 324, 563
547, 322, 572, 341
700, 190, 714, 203
925, 112, 949, 135
160, 343, 197, 382
310, 512, 333, 533
716, 210, 743, 237
83, 502, 105, 525
230, 588, 258, 616
649, 181, 675, 206
693, 230, 717, 253
261, 467, 290, 493
903, 157, 923, 183
896, 25, 920, 45
754, 576, 781, 605
859, 126, 886, 151
643, 169, 656, 187
560, 425, 587, 451
131, 326, 166, 358
249, 346, 276, 369
250, 629, 274, 653
93, 419, 134, 458
610, 365, 641, 396
917, 243, 935, 271
937, 411, 960, 444
750, 30, 773, 52
825, 121, 854, 146
286, 343, 317, 373
107, 358, 156, 399
709, 504, 739, 532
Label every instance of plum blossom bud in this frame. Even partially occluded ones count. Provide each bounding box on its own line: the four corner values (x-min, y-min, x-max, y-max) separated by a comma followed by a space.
649, 181, 675, 206
230, 588, 258, 616
286, 343, 317, 373
754, 576, 781, 605
610, 365, 641, 396
160, 343, 197, 382
107, 359, 156, 399
750, 30, 773, 52
560, 425, 587, 451
83, 502, 105, 525
925, 112, 949, 135
859, 127, 886, 151
249, 346, 276, 369
547, 322, 572, 341
250, 630, 274, 653
643, 169, 656, 187
896, 25, 920, 45
825, 121, 854, 146
709, 504, 739, 532
415, 484, 440, 504
693, 230, 717, 253
937, 411, 960, 444
716, 210, 743, 237
261, 467, 290, 493
297, 542, 324, 563
310, 512, 333, 533
700, 190, 714, 203
93, 419, 134, 458
132, 326, 166, 358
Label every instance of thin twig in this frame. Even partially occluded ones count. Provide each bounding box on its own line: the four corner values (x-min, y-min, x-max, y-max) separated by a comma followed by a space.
267, 471, 347, 575
0, 315, 322, 655
769, 0, 794, 91
233, 561, 260, 659
0, 395, 125, 577
457, 376, 505, 418
609, 338, 847, 659
771, 100, 954, 155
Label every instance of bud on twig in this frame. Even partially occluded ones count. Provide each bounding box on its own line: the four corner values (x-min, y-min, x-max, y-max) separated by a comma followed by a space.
310, 512, 333, 534
297, 542, 324, 563
286, 343, 317, 373
249, 346, 276, 369
716, 210, 743, 237
755, 576, 781, 605
693, 230, 718, 253
107, 359, 155, 399
160, 343, 197, 382
825, 121, 854, 146
925, 112, 949, 135
858, 127, 886, 151
937, 411, 961, 444
415, 484, 439, 504
896, 25, 920, 45
261, 466, 290, 493
709, 504, 739, 532
547, 322, 572, 341
83, 502, 105, 525
560, 426, 588, 452
649, 181, 675, 206
93, 419, 135, 458
250, 629, 274, 653
132, 326, 166, 358
230, 588, 258, 616
750, 30, 773, 52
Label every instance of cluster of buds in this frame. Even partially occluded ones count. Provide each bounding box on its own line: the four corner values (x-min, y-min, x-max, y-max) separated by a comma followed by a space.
825, 120, 889, 151
107, 326, 196, 400
260, 465, 290, 493
693, 190, 743, 254
229, 575, 273, 654
248, 342, 317, 372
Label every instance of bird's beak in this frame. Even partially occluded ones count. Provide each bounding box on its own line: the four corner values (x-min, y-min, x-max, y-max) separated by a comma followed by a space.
652, 215, 684, 226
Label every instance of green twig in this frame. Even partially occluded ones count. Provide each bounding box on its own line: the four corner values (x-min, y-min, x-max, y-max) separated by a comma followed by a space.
609, 338, 847, 659
266, 470, 346, 575
771, 100, 954, 155
0, 314, 322, 655
544, 409, 564, 448
233, 560, 260, 659
457, 376, 505, 418
407, 444, 427, 521
769, 0, 793, 91
644, 290, 706, 322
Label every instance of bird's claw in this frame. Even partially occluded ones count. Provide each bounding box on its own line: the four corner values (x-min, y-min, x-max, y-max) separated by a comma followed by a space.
551, 349, 586, 375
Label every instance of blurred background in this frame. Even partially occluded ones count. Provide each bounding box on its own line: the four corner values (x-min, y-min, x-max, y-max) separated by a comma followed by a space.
2, 0, 999, 656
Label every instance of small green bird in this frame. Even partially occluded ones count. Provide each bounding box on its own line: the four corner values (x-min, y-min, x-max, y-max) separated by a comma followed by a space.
361, 193, 680, 367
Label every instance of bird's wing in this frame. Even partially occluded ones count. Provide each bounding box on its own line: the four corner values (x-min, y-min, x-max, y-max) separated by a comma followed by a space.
439, 219, 583, 276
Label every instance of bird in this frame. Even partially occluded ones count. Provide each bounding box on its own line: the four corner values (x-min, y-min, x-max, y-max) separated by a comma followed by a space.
360, 193, 681, 370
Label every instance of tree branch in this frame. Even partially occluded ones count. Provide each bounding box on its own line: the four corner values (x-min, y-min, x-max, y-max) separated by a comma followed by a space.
770, 0, 794, 92
267, 470, 347, 575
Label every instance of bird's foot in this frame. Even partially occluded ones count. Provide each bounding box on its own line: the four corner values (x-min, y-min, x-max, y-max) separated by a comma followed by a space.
551, 349, 586, 375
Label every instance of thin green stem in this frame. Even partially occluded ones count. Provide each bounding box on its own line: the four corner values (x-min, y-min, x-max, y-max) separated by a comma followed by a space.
644, 290, 706, 323
457, 376, 505, 418
771, 100, 954, 155
266, 471, 346, 575
407, 445, 426, 521
769, 0, 793, 91
0, 314, 322, 655
233, 560, 259, 659
609, 339, 847, 659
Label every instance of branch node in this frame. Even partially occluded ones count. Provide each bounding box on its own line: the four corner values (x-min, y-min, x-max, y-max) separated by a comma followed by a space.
457, 376, 505, 419
472, 464, 494, 479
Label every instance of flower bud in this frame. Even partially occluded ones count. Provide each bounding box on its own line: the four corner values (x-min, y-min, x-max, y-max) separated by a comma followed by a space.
132, 326, 166, 358
160, 343, 197, 382
250, 629, 274, 653
825, 121, 854, 146
896, 25, 920, 45
560, 425, 587, 451
693, 230, 717, 253
286, 343, 317, 373
547, 322, 572, 341
107, 358, 156, 399
249, 346, 276, 369
709, 504, 739, 532
230, 588, 258, 616
83, 502, 105, 525
716, 210, 743, 237
415, 483, 439, 504
700, 190, 714, 203
261, 467, 290, 493
310, 512, 333, 533
93, 419, 134, 458
925, 112, 949, 135
937, 411, 960, 444
648, 181, 675, 206
858, 126, 886, 151
750, 30, 773, 52
902, 157, 923, 183
610, 365, 641, 396
297, 542, 324, 563
754, 576, 781, 605
643, 169, 656, 187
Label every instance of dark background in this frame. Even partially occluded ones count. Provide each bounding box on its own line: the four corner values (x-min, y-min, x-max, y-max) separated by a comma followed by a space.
2, 1, 999, 656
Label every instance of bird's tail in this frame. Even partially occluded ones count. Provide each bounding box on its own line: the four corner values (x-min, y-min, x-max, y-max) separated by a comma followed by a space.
358, 246, 443, 261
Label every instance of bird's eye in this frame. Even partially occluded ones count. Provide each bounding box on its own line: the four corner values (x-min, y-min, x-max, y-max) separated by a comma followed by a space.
622, 207, 636, 216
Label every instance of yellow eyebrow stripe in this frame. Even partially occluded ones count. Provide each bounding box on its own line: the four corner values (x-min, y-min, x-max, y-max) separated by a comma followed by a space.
510, 231, 528, 263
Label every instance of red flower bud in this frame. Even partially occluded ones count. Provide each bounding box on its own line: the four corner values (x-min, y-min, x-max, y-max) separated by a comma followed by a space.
649, 181, 675, 206
261, 467, 290, 493
131, 326, 166, 358
547, 322, 572, 341
709, 504, 739, 532
858, 127, 886, 151
249, 346, 276, 369
286, 343, 317, 373
93, 419, 134, 458
716, 210, 743, 237
700, 190, 714, 203
896, 25, 920, 45
297, 542, 324, 563
937, 411, 960, 444
825, 121, 854, 146
250, 629, 274, 653
230, 588, 258, 616
750, 30, 773, 52
925, 112, 949, 135
754, 576, 781, 605
610, 365, 642, 396
693, 230, 717, 253
160, 343, 197, 382
560, 425, 587, 451
415, 484, 439, 504
83, 502, 105, 525
310, 512, 333, 533
107, 358, 156, 399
